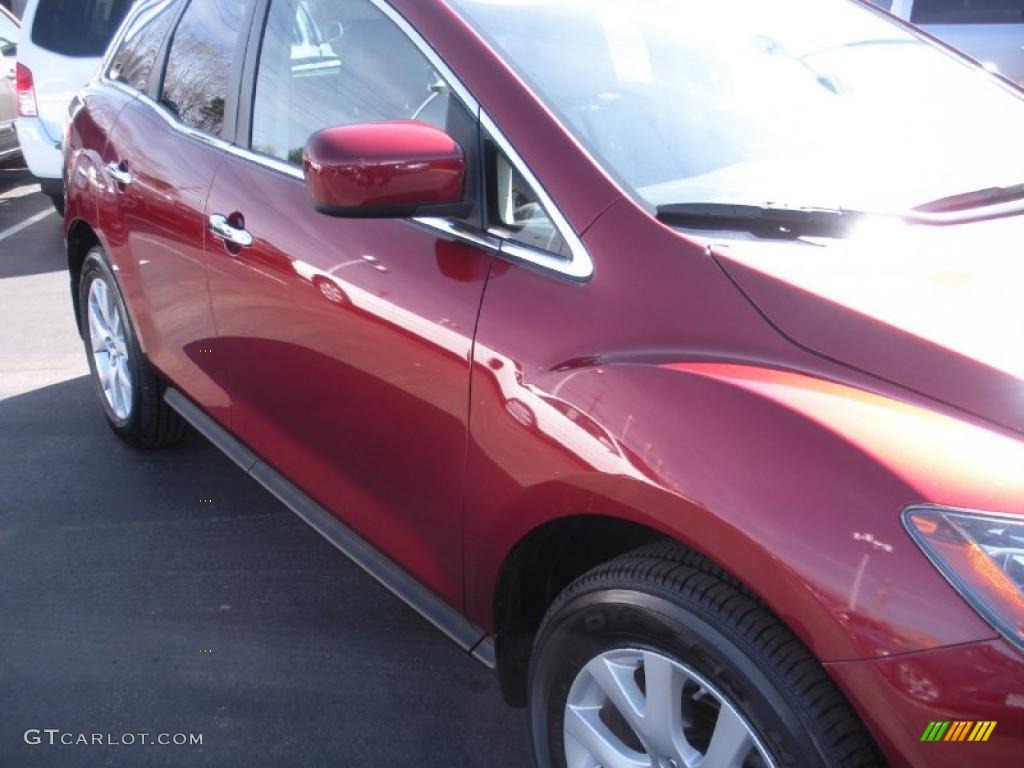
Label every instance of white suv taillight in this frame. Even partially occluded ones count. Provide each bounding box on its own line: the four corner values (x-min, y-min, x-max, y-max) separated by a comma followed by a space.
16, 63, 38, 118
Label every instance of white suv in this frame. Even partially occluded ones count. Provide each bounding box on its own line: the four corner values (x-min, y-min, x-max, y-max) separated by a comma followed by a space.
874, 1, 1024, 86
15, 0, 133, 212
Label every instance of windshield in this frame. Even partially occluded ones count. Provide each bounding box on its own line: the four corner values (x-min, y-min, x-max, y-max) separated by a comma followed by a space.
449, 0, 1024, 212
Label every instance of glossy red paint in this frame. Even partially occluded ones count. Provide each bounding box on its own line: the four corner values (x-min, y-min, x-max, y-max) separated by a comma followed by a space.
63, 1, 1024, 765
202, 153, 490, 606
826, 639, 1024, 767
303, 120, 465, 215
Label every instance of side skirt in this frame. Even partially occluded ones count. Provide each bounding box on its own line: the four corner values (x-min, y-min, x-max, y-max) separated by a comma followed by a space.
164, 387, 496, 668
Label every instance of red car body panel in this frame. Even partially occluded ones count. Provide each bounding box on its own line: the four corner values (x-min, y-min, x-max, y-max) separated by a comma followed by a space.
62, 0, 1024, 765
99, 100, 232, 426
303, 120, 467, 212
712, 215, 1024, 435
827, 638, 1024, 767
203, 155, 492, 605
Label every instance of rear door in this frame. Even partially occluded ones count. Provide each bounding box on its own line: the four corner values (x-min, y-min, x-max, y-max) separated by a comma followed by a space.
100, 0, 257, 427
204, 0, 493, 605
21, 0, 134, 144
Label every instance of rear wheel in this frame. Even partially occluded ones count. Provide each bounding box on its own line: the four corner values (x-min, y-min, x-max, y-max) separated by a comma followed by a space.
48, 192, 64, 216
529, 542, 883, 768
79, 246, 187, 448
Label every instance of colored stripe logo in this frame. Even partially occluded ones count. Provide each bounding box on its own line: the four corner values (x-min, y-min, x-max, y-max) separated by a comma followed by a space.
921, 721, 996, 742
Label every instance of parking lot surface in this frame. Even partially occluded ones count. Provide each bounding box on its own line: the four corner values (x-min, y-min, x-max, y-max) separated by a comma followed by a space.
0, 166, 529, 767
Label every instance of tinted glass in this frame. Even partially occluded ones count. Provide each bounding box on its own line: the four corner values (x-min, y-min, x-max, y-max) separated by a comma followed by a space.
109, 1, 178, 92
911, 0, 1024, 23
31, 0, 134, 57
162, 0, 253, 135
451, 0, 1024, 213
251, 0, 452, 164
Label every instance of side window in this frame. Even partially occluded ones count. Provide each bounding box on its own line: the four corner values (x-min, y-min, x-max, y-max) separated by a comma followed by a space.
485, 141, 570, 258
108, 0, 178, 92
251, 0, 453, 165
161, 0, 253, 135
30, 0, 134, 58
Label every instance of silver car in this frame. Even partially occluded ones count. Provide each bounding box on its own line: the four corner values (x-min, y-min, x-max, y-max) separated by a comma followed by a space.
875, 0, 1024, 84
0, 5, 19, 163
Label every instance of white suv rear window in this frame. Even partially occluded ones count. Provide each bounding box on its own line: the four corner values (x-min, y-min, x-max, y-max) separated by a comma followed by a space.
911, 0, 1024, 24
31, 0, 134, 57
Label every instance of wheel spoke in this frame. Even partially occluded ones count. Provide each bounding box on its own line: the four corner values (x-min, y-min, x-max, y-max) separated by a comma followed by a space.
564, 648, 772, 768
587, 654, 646, 732
642, 651, 700, 765
565, 703, 652, 768
87, 276, 134, 420
102, 284, 117, 330
117, 357, 132, 415
700, 705, 753, 768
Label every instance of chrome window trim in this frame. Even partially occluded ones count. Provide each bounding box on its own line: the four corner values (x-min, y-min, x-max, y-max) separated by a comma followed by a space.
100, 0, 593, 280
413, 217, 501, 252
479, 110, 593, 281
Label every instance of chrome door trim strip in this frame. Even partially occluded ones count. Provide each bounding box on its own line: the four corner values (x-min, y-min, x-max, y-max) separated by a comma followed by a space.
164, 387, 497, 669
480, 110, 594, 281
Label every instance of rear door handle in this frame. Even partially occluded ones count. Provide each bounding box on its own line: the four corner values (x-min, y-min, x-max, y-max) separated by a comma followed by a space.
209, 214, 254, 248
106, 162, 133, 186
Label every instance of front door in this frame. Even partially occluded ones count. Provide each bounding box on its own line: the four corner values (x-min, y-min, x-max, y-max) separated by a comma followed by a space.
205, 0, 492, 605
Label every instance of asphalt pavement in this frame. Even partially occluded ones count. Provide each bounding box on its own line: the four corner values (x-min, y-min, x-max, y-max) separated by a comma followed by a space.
0, 163, 530, 767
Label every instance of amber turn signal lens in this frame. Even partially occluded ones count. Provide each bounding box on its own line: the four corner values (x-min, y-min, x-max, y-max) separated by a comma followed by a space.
905, 506, 1024, 651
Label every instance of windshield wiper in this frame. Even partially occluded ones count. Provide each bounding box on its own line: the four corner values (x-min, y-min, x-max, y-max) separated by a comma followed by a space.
915, 182, 1024, 213
655, 203, 865, 239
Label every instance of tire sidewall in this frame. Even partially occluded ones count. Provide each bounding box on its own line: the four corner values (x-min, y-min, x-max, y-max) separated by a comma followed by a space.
79, 248, 143, 437
529, 588, 831, 768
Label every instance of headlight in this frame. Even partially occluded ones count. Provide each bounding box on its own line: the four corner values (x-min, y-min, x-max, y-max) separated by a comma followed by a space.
904, 505, 1024, 652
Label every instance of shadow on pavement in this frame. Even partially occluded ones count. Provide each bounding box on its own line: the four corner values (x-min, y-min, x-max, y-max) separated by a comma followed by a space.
0, 376, 529, 767
0, 164, 32, 195
0, 208, 64, 280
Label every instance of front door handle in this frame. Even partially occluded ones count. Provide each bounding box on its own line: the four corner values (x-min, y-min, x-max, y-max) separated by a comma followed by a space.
106, 162, 133, 186
209, 214, 254, 248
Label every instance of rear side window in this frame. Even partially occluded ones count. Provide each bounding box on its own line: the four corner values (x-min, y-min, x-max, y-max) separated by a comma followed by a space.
911, 0, 1024, 23
108, 1, 178, 92
31, 0, 134, 58
161, 0, 254, 135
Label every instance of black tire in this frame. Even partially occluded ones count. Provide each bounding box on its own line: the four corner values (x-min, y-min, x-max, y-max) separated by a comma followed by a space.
79, 246, 187, 449
49, 192, 65, 216
529, 541, 883, 768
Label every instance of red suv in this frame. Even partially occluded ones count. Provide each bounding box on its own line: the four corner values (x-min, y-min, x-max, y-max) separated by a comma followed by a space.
64, 1, 1024, 766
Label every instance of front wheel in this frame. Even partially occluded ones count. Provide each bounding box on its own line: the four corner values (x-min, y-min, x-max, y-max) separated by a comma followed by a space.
528, 542, 882, 768
79, 246, 187, 448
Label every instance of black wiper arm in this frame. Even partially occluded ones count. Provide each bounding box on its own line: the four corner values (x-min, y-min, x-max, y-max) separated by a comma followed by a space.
656, 203, 865, 239
914, 182, 1024, 214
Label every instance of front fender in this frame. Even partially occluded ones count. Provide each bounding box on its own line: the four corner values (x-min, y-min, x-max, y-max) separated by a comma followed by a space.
465, 359, 1023, 661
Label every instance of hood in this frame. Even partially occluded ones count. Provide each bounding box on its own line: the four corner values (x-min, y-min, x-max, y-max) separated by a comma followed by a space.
705, 214, 1024, 434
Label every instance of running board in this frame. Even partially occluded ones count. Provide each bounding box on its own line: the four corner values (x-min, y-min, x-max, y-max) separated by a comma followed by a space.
164, 388, 496, 669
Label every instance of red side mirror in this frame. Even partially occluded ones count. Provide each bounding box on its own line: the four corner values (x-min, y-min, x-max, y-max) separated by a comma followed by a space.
303, 120, 468, 219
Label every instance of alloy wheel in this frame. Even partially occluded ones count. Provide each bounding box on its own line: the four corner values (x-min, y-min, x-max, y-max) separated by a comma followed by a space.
564, 648, 775, 768
87, 277, 133, 421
